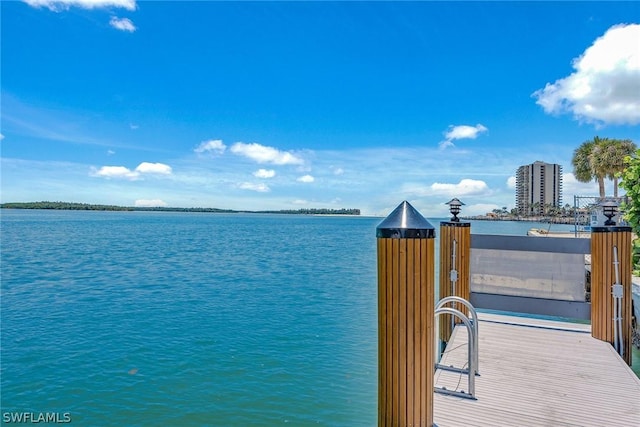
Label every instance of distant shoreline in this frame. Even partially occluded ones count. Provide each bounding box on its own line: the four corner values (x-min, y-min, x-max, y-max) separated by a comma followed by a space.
462, 215, 578, 225
0, 201, 361, 216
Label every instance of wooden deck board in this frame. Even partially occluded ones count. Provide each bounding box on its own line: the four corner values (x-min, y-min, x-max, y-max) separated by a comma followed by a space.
434, 313, 640, 427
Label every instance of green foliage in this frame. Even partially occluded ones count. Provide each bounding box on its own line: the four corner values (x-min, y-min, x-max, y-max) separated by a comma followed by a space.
572, 139, 597, 182
573, 137, 637, 198
632, 240, 640, 276
0, 201, 361, 216
619, 149, 640, 274
0, 201, 132, 211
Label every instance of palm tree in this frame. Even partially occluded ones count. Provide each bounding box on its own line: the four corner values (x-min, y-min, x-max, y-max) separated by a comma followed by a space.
531, 201, 541, 215
572, 137, 606, 198
590, 138, 637, 197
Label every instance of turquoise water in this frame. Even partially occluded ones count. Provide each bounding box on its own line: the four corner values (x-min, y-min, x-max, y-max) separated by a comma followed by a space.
1, 210, 637, 425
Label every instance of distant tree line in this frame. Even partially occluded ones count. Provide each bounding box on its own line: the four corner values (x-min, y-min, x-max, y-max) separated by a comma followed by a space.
0, 201, 133, 211
130, 206, 236, 213
0, 201, 360, 216
254, 208, 361, 215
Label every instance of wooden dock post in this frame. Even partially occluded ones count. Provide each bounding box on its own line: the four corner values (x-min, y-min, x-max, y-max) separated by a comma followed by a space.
438, 219, 470, 345
377, 201, 435, 427
591, 225, 633, 365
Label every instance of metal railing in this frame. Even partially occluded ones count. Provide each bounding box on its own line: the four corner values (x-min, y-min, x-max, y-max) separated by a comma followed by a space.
434, 297, 478, 400
469, 234, 592, 319
436, 296, 479, 375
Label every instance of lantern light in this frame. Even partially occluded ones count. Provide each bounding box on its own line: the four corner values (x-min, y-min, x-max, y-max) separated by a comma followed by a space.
445, 198, 465, 222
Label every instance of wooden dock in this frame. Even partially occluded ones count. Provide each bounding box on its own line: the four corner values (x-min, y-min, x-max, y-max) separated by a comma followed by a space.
434, 312, 640, 426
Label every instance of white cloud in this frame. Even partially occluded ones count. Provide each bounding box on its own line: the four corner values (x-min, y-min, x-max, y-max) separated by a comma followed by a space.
533, 23, 640, 126
91, 162, 171, 180
430, 179, 490, 196
109, 16, 135, 32
507, 176, 516, 189
194, 139, 226, 155
445, 124, 488, 140
562, 172, 601, 197
92, 165, 138, 180
253, 169, 276, 178
297, 174, 315, 183
438, 140, 455, 150
134, 162, 172, 175
135, 199, 168, 207
129, 124, 139, 130
230, 142, 304, 165
107, 149, 115, 155
439, 124, 488, 149
238, 182, 270, 192
292, 199, 309, 205
401, 178, 490, 198
24, 0, 136, 11
332, 166, 344, 175
0, 133, 4, 141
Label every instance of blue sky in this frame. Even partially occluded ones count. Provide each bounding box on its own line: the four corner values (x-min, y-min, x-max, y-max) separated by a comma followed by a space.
2, 1, 639, 216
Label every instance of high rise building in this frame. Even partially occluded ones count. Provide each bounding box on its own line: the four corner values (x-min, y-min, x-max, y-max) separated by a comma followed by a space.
516, 161, 563, 216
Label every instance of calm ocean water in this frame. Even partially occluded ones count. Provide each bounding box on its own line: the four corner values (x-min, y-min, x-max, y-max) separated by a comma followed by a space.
1, 210, 637, 426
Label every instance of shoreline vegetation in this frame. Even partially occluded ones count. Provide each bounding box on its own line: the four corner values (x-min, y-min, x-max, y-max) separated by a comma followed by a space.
0, 201, 361, 216
2, 202, 584, 224
462, 215, 578, 224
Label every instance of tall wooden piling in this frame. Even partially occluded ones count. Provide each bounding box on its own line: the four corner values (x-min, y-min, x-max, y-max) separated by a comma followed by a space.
377, 201, 435, 427
438, 221, 471, 344
591, 226, 633, 365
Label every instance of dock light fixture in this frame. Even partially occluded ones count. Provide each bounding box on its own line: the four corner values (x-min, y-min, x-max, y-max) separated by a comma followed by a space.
446, 198, 465, 222
602, 201, 618, 226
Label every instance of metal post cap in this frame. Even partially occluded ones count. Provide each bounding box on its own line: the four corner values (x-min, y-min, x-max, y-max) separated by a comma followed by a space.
376, 201, 435, 238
